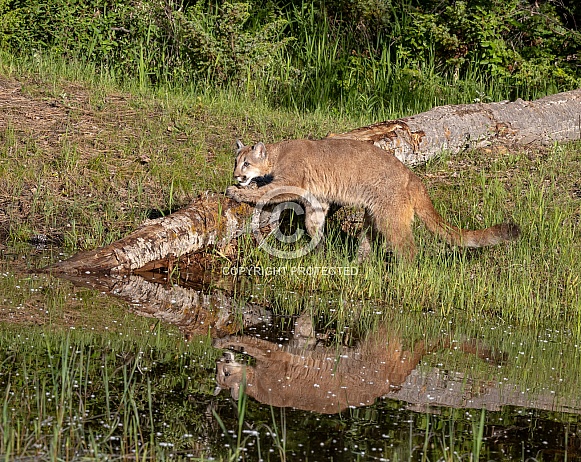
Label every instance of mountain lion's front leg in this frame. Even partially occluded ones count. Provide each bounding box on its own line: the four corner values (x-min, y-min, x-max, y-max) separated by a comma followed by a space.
304, 200, 329, 251
226, 182, 304, 205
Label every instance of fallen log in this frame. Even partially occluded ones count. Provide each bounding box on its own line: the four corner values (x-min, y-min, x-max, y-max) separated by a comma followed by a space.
47, 193, 252, 274
44, 90, 581, 274
328, 88, 581, 165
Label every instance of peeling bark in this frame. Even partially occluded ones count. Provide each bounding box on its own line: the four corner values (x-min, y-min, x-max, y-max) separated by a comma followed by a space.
45, 90, 581, 274
328, 88, 581, 165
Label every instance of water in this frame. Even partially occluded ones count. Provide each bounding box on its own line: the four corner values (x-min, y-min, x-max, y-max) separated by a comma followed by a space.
1, 245, 580, 461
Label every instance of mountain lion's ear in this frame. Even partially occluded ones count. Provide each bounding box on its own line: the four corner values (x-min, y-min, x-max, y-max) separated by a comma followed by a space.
235, 139, 245, 151
253, 142, 267, 159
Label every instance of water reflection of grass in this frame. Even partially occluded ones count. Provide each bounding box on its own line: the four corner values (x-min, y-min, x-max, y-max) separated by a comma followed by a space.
1, 263, 580, 461
0, 284, 580, 460
0, 325, 223, 460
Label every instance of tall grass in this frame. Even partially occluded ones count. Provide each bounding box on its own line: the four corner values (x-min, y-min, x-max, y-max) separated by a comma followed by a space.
1, 45, 579, 328
265, 3, 522, 121
4, 0, 577, 124
0, 325, 223, 460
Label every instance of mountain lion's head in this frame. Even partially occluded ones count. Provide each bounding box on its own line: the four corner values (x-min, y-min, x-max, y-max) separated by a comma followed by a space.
214, 350, 251, 400
233, 140, 271, 187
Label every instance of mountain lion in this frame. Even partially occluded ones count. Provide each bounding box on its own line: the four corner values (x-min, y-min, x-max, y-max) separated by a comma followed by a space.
225, 139, 520, 259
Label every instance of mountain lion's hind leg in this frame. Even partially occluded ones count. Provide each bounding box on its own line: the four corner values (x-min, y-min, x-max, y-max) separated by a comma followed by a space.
357, 210, 377, 262
372, 204, 417, 261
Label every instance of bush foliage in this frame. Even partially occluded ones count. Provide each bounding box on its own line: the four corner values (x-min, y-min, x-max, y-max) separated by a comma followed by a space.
1, 0, 580, 116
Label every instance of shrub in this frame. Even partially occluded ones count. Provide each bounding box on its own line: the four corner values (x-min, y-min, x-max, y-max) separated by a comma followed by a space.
0, 0, 579, 115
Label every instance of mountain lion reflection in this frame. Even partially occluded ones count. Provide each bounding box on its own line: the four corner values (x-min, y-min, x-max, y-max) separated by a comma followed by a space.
214, 319, 499, 414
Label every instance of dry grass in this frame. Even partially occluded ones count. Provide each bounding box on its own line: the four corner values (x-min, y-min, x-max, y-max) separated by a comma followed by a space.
0, 71, 352, 249
0, 75, 234, 247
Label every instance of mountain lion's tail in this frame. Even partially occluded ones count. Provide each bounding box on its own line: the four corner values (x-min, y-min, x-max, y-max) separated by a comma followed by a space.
412, 178, 520, 248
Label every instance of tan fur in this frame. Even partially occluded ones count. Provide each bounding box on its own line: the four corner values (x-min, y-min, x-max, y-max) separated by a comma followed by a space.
226, 139, 520, 260
214, 326, 500, 414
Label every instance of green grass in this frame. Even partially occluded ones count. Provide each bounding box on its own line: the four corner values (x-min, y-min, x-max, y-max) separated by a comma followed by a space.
1, 292, 580, 461
0, 50, 356, 249
3, 47, 579, 329
274, 7, 480, 119
0, 49, 579, 329
0, 325, 225, 460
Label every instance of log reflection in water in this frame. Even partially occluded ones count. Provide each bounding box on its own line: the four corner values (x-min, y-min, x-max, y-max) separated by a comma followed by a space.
56, 271, 271, 338
214, 318, 501, 414
214, 317, 581, 416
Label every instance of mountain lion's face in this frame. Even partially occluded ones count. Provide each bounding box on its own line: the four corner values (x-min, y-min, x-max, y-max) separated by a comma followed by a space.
233, 142, 270, 187
215, 352, 247, 400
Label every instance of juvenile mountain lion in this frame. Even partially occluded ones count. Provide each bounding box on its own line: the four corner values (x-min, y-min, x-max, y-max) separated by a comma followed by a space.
225, 139, 520, 260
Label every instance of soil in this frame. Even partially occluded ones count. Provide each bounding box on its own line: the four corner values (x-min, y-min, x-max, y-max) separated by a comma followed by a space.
0, 73, 234, 246
0, 75, 142, 240
0, 75, 182, 329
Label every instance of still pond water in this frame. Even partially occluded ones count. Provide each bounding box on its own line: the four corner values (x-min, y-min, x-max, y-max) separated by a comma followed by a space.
0, 245, 580, 461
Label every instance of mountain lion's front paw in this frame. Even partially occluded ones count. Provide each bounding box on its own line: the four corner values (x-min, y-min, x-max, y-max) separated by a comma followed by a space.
226, 186, 243, 202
